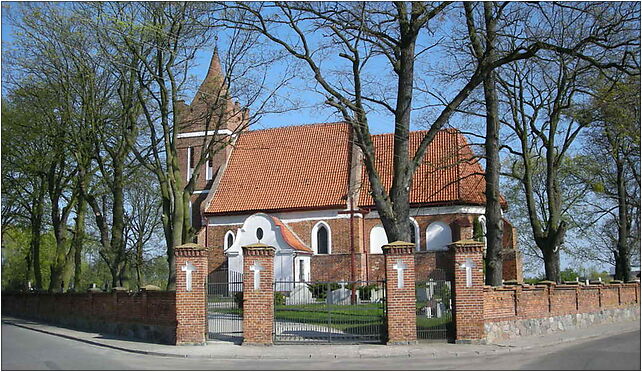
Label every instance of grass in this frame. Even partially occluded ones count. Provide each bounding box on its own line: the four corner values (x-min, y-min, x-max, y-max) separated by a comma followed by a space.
274, 302, 384, 332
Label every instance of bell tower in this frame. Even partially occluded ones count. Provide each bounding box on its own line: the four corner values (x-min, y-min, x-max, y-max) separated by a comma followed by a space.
176, 48, 249, 232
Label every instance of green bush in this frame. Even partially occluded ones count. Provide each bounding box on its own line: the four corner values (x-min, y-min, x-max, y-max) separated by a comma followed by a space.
306, 282, 341, 300
234, 292, 243, 308
358, 284, 379, 301
274, 291, 286, 305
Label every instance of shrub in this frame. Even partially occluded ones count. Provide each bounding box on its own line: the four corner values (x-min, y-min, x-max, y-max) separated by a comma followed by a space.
307, 282, 341, 300
274, 291, 286, 305
233, 291, 243, 308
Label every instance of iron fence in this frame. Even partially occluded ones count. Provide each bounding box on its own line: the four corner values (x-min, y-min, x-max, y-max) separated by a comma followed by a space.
273, 279, 386, 344
415, 270, 453, 341
207, 269, 243, 343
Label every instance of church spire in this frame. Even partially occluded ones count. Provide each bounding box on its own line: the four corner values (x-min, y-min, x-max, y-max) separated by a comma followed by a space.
191, 47, 227, 106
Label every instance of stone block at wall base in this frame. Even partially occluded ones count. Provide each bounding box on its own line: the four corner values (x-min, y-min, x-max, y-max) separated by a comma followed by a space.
454, 339, 487, 345
485, 306, 640, 344
387, 340, 419, 345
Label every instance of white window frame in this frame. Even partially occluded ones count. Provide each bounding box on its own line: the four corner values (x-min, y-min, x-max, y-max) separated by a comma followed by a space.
409, 217, 420, 252
205, 152, 213, 181
369, 223, 388, 254
224, 230, 235, 251
187, 147, 194, 181
425, 221, 453, 251
311, 221, 332, 255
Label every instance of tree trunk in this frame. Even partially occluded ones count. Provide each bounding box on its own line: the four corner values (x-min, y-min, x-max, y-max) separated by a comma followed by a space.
543, 247, 561, 283
615, 155, 632, 282
72, 197, 87, 290
29, 177, 46, 290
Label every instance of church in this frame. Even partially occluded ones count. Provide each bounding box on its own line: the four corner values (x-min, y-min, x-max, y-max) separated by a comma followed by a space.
178, 50, 522, 284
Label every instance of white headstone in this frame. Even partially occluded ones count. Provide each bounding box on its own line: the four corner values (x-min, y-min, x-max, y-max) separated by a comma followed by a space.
285, 284, 314, 305
181, 261, 197, 291
393, 259, 408, 289
250, 261, 264, 290
328, 285, 359, 305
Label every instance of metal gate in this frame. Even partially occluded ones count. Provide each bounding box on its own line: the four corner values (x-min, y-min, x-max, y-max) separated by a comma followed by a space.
273, 280, 386, 344
207, 269, 243, 343
415, 270, 453, 341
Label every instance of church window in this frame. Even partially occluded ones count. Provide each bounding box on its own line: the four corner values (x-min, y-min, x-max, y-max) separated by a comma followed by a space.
187, 147, 195, 180
224, 231, 235, 250
426, 221, 452, 251
369, 224, 388, 254
409, 218, 420, 251
311, 222, 332, 255
256, 227, 264, 241
206, 152, 213, 181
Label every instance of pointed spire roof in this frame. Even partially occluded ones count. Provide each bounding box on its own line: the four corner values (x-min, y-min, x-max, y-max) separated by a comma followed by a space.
191, 47, 227, 106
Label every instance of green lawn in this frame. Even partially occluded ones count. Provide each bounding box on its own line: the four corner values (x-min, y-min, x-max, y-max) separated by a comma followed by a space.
274, 302, 384, 332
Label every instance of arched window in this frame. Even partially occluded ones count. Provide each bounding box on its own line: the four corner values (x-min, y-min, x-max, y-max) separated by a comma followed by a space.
311, 222, 332, 255
409, 218, 421, 251
224, 231, 235, 250
426, 222, 452, 251
370, 224, 388, 254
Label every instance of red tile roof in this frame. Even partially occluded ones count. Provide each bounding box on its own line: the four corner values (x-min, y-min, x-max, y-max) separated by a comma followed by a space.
205, 123, 499, 215
358, 129, 490, 208
205, 122, 352, 214
271, 216, 312, 253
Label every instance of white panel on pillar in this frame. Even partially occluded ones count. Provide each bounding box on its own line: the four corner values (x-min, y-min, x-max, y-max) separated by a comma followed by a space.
460, 258, 475, 287
250, 261, 265, 290
393, 259, 408, 289
181, 261, 197, 291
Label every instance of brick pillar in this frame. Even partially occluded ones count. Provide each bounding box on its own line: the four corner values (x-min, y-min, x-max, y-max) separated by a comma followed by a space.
382, 241, 417, 344
174, 243, 208, 345
451, 240, 485, 343
242, 243, 275, 345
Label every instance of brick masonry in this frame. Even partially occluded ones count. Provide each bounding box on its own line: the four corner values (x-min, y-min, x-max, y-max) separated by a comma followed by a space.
483, 282, 641, 342
202, 212, 522, 283
1, 291, 176, 344
175, 243, 209, 345
451, 240, 485, 343
383, 241, 418, 344
242, 243, 275, 345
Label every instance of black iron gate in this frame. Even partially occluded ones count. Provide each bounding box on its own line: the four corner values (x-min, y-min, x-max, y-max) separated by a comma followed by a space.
415, 270, 453, 341
207, 269, 243, 343
273, 280, 386, 344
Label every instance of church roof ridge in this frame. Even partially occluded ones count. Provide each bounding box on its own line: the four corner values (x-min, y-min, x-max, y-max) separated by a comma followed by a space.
244, 121, 349, 134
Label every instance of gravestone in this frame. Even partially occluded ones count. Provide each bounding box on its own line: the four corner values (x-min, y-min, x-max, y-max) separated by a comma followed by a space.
370, 288, 385, 303
327, 282, 359, 305
285, 284, 314, 305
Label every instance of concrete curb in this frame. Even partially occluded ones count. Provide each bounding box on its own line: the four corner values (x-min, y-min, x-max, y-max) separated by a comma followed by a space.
3, 318, 639, 360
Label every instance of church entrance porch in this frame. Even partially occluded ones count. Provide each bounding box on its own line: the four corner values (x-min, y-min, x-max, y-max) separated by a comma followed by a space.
272, 279, 387, 344
207, 268, 243, 343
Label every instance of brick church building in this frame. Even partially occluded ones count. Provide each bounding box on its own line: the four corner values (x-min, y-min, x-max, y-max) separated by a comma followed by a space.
179, 50, 523, 284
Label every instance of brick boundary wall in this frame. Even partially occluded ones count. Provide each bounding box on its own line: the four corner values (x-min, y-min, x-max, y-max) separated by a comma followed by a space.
483, 282, 641, 343
1, 290, 176, 344
242, 243, 275, 346
175, 243, 209, 345
383, 241, 417, 344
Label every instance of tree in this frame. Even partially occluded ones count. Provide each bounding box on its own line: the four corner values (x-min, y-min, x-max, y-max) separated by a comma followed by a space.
92, 2, 294, 289
222, 2, 640, 261
574, 76, 641, 281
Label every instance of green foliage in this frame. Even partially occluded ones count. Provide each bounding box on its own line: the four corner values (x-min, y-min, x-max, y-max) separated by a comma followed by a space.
274, 291, 286, 305
234, 291, 244, 308
1, 227, 55, 291
473, 218, 484, 242
357, 284, 379, 301
560, 267, 581, 282
306, 282, 341, 300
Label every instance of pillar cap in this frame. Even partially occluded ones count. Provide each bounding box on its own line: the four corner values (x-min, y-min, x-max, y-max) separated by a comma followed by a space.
382, 241, 415, 255
175, 243, 208, 257
242, 243, 276, 256
449, 239, 484, 253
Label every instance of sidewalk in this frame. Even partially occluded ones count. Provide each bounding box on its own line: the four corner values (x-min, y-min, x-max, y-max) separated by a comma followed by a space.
2, 316, 639, 360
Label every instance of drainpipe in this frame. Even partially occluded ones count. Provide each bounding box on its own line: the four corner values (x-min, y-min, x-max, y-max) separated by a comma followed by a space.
350, 207, 357, 304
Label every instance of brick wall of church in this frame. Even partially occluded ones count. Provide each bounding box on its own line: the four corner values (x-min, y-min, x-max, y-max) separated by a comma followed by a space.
202, 211, 520, 283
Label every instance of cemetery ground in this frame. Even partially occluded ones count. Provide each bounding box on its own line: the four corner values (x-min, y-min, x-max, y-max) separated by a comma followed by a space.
2, 316, 640, 370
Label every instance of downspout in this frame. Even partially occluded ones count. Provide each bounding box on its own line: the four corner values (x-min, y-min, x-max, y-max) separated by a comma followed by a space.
350, 206, 357, 303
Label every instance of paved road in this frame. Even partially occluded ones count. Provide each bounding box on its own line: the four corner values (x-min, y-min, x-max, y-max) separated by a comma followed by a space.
1, 322, 639, 370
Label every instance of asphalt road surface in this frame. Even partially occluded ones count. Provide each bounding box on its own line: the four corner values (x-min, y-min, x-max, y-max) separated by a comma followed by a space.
1, 322, 639, 370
